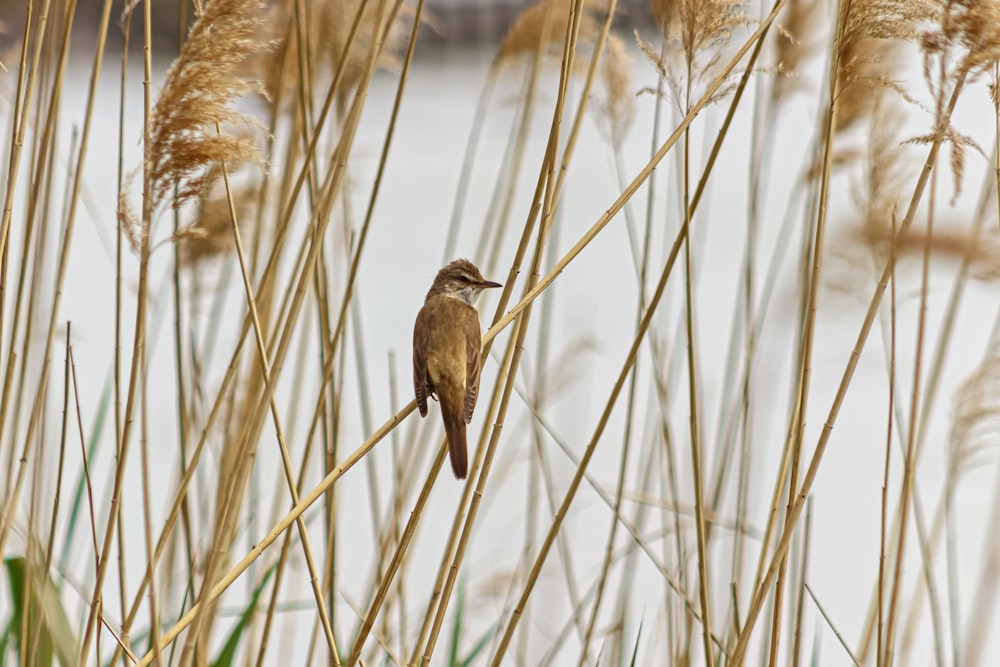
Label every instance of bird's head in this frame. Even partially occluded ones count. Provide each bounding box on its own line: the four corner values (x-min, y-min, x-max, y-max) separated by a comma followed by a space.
427, 259, 502, 306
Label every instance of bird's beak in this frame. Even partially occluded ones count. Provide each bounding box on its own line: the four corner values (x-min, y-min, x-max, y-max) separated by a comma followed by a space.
480, 280, 502, 289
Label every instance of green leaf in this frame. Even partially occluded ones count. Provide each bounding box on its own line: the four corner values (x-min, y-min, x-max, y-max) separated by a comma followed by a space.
4, 557, 78, 667
211, 560, 276, 667
447, 574, 466, 666
627, 618, 643, 667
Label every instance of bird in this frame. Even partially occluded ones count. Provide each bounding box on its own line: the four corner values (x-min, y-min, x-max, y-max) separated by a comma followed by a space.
413, 259, 501, 479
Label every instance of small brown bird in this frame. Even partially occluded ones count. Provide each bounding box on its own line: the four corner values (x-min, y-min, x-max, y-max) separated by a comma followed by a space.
413, 259, 501, 479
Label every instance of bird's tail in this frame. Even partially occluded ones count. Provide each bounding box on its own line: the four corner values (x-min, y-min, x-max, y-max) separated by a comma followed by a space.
440, 401, 468, 479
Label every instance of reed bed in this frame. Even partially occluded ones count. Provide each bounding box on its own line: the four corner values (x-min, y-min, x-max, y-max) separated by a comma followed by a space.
1, 0, 1000, 664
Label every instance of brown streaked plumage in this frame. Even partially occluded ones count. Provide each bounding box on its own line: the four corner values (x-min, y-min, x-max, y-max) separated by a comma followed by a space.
413, 259, 501, 479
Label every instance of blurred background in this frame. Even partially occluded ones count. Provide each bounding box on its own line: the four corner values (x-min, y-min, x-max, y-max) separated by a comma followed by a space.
2, 0, 1000, 665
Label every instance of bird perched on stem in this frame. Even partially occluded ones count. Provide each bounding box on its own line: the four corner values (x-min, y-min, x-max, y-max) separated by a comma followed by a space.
413, 259, 501, 479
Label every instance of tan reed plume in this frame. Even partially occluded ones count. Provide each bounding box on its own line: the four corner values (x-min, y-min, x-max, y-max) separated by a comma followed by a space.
832, 0, 936, 133
175, 178, 259, 265
593, 33, 636, 146
120, 0, 267, 250
771, 0, 820, 102
494, 0, 602, 69
317, 0, 415, 94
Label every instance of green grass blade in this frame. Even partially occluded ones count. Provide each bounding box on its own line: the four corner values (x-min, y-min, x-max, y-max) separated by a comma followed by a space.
210, 560, 277, 667
4, 556, 78, 666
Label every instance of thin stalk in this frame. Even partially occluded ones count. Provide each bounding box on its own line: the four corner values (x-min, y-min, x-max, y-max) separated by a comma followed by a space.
877, 209, 898, 667
139, 336, 161, 667
0, 0, 49, 288
806, 583, 862, 666
78, 0, 150, 657
792, 498, 813, 665
682, 110, 714, 667
770, 1, 846, 658
883, 111, 940, 667
113, 5, 134, 657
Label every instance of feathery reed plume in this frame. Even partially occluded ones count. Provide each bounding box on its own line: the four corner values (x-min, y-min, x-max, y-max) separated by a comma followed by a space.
771, 0, 820, 102
833, 0, 936, 134
494, 0, 602, 70
903, 126, 983, 204
592, 33, 636, 146
247, 0, 415, 109
676, 0, 746, 66
176, 178, 259, 265
854, 99, 908, 233
636, 0, 745, 110
910, 1, 1000, 206
650, 0, 678, 37
921, 0, 1000, 77
241, 1, 294, 106
120, 0, 267, 250
846, 99, 1000, 272
317, 0, 415, 94
950, 351, 1000, 477
834, 38, 903, 134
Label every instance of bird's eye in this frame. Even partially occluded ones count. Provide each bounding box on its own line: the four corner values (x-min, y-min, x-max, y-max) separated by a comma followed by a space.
459, 275, 471, 283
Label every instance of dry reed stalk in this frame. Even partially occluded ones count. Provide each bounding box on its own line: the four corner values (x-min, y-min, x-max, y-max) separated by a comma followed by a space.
250, 305, 334, 666
113, 5, 135, 643
0, 0, 65, 552
425, 203, 553, 662
0, 0, 50, 272
414, 9, 589, 657
671, 0, 749, 663
876, 206, 899, 667
474, 0, 596, 272
247, 3, 429, 652
132, 392, 421, 667
553, 0, 626, 203
369, 0, 604, 652
963, 424, 1000, 664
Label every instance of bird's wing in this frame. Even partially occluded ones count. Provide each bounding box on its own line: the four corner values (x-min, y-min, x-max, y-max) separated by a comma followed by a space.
413, 306, 430, 417
463, 309, 483, 425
